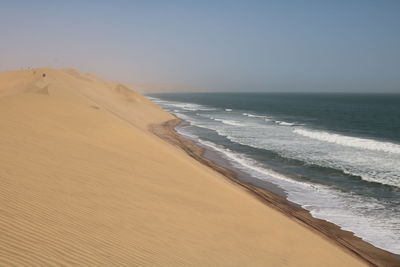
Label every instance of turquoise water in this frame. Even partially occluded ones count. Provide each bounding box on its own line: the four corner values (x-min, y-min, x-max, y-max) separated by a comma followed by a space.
149, 93, 400, 254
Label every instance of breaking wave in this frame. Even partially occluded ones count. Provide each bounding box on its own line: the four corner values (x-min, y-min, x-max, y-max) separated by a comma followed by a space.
294, 128, 400, 155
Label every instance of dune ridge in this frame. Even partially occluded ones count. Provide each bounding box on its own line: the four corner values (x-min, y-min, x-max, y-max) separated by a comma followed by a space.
0, 68, 371, 266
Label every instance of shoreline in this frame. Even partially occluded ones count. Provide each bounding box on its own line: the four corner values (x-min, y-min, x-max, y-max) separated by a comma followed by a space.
150, 118, 400, 267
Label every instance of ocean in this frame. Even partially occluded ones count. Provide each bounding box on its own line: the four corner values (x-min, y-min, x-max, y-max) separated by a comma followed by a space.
148, 92, 400, 255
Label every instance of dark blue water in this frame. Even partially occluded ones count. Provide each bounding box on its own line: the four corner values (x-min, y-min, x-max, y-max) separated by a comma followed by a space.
149, 93, 400, 254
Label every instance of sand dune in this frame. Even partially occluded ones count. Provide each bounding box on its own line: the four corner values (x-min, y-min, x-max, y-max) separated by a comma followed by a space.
0, 68, 367, 266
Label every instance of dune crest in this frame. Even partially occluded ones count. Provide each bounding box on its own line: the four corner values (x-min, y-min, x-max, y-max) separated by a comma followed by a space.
0, 68, 367, 266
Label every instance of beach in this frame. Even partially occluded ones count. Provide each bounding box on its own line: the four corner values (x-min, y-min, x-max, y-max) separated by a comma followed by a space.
151, 119, 400, 266
0, 68, 398, 266
149, 92, 400, 256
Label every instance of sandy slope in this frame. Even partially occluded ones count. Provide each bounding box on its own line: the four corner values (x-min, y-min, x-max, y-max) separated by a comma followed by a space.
0, 68, 366, 266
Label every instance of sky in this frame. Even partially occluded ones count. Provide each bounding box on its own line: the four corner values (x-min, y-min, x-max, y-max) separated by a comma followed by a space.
1, 0, 399, 92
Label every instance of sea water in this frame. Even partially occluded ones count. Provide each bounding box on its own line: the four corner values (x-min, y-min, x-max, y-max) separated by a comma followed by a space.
148, 93, 400, 254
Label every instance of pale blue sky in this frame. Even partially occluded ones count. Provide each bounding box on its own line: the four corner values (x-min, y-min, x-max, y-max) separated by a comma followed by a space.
1, 0, 399, 92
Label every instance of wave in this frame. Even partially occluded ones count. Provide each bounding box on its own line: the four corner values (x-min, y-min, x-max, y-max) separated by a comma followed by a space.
242, 112, 266, 118
213, 118, 245, 127
149, 99, 216, 112
275, 120, 295, 126
168, 107, 400, 188
196, 113, 247, 127
225, 108, 232, 111
294, 128, 400, 155
173, 112, 193, 121
242, 113, 296, 126
221, 128, 400, 188
191, 138, 311, 187
174, 103, 216, 111
188, 118, 400, 188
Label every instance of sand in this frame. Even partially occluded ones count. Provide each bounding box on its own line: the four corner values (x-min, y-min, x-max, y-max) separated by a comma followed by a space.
0, 68, 386, 266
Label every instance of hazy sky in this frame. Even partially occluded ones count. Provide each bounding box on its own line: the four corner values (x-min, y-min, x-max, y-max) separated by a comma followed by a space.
1, 0, 399, 92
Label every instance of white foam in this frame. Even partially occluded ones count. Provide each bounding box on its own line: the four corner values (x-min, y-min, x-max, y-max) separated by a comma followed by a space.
178, 103, 216, 111
243, 112, 266, 118
196, 113, 250, 127
225, 108, 233, 111
294, 128, 400, 155
242, 114, 295, 126
193, 138, 308, 186
186, 115, 400, 188
275, 120, 295, 126
214, 118, 245, 127
173, 112, 192, 121
149, 99, 216, 111
218, 127, 400, 188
